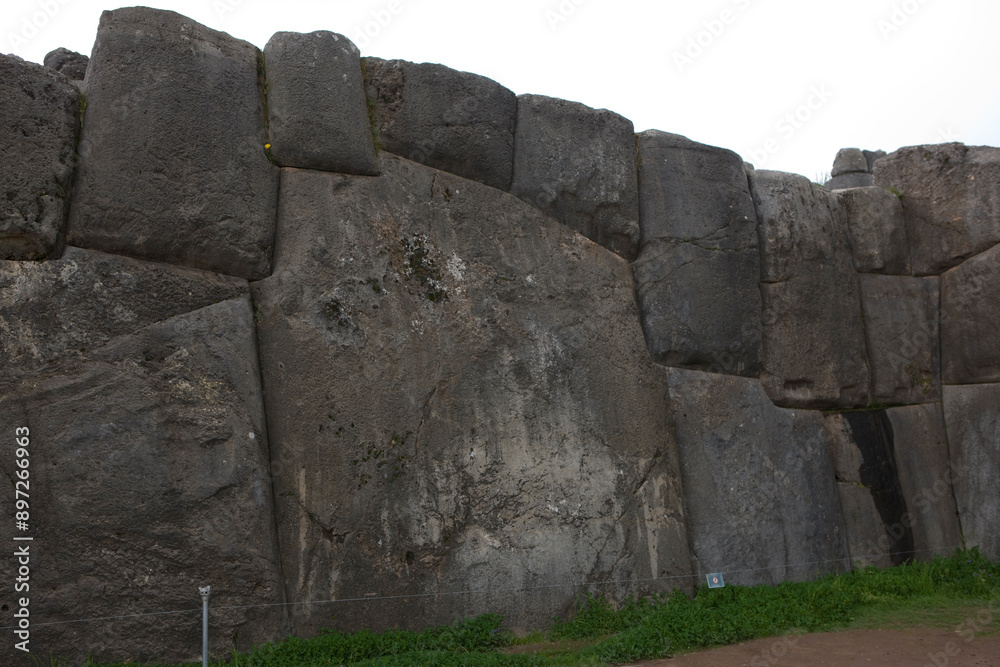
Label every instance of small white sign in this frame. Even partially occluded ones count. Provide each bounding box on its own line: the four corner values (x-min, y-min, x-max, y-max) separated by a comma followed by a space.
706, 573, 725, 588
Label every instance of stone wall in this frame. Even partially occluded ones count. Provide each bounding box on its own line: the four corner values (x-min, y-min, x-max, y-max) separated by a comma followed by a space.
0, 6, 997, 664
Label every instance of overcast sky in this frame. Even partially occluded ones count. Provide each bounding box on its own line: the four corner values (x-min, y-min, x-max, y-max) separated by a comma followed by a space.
4, 0, 998, 180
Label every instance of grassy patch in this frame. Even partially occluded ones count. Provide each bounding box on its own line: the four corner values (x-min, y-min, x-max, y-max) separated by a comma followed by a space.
78, 549, 1000, 667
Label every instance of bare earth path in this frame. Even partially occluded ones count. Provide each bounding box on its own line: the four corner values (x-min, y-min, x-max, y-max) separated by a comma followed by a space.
634, 628, 1000, 666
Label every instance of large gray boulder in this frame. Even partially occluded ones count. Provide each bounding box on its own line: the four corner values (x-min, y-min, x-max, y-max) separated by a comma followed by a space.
43, 47, 89, 81
510, 94, 639, 259
858, 275, 939, 404
941, 242, 1000, 384
749, 170, 871, 408
253, 155, 691, 637
823, 414, 894, 568
67, 7, 279, 280
825, 172, 874, 190
887, 403, 962, 560
943, 384, 1000, 561
632, 131, 761, 376
831, 148, 869, 176
839, 186, 910, 274
263, 31, 378, 175
363, 58, 516, 190
665, 368, 850, 585
873, 143, 1000, 275
0, 54, 80, 260
0, 251, 284, 664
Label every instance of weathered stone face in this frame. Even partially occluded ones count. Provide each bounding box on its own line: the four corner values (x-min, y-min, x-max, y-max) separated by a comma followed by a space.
67, 7, 279, 280
873, 143, 1000, 275
832, 148, 869, 177
632, 131, 761, 376
363, 58, 516, 191
858, 274, 940, 404
839, 186, 910, 275
510, 94, 639, 260
0, 251, 284, 665
943, 383, 1000, 561
0, 54, 80, 260
665, 368, 850, 585
263, 31, 378, 175
941, 243, 1000, 384
749, 170, 871, 408
43, 47, 89, 81
253, 155, 690, 636
886, 403, 961, 560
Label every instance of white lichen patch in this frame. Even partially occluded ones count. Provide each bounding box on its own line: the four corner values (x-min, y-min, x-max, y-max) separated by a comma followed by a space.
447, 252, 467, 281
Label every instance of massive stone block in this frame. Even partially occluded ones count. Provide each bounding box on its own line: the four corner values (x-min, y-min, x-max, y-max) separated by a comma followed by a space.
873, 143, 1000, 275
253, 155, 691, 636
0, 251, 284, 664
825, 172, 874, 190
839, 186, 910, 274
0, 54, 80, 260
363, 58, 516, 190
858, 274, 939, 404
941, 243, 1000, 384
749, 170, 870, 408
263, 31, 378, 175
67, 7, 279, 280
943, 384, 1000, 561
665, 368, 850, 585
632, 131, 761, 376
44, 47, 89, 81
510, 94, 639, 259
887, 403, 962, 560
831, 148, 868, 177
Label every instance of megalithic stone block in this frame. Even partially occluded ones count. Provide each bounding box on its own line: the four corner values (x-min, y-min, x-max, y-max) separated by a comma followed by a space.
666, 368, 850, 585
941, 243, 1000, 384
832, 148, 869, 176
67, 7, 279, 280
253, 155, 691, 637
0, 54, 80, 260
43, 47, 89, 81
363, 57, 516, 190
858, 274, 940, 404
632, 131, 761, 375
874, 143, 1000, 275
839, 186, 910, 275
749, 169, 871, 408
263, 31, 378, 175
943, 383, 1000, 561
510, 94, 639, 260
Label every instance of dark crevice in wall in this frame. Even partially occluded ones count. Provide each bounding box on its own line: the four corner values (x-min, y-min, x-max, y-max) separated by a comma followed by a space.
843, 410, 914, 565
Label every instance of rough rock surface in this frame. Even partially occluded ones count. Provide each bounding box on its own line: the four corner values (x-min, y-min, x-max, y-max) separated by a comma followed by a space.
363, 58, 516, 190
665, 368, 850, 585
941, 243, 1000, 384
43, 47, 89, 81
253, 155, 691, 636
0, 251, 284, 664
263, 31, 378, 175
943, 384, 1000, 562
632, 131, 761, 376
510, 94, 639, 259
839, 186, 910, 274
858, 275, 939, 404
749, 170, 870, 408
826, 172, 874, 190
886, 403, 962, 560
863, 149, 887, 172
832, 148, 869, 176
67, 7, 279, 279
873, 143, 1000, 275
0, 54, 80, 260
823, 414, 894, 568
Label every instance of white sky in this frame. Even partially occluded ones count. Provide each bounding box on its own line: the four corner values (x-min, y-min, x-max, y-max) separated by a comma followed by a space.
3, 0, 999, 181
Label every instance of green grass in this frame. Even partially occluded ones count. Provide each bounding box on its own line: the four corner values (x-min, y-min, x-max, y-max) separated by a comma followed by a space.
77, 549, 999, 667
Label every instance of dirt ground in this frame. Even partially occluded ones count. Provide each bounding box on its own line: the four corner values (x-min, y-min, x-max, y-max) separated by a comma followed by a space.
637, 628, 1000, 666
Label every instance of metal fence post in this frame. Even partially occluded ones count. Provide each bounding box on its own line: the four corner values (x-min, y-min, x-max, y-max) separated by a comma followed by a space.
199, 585, 211, 667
